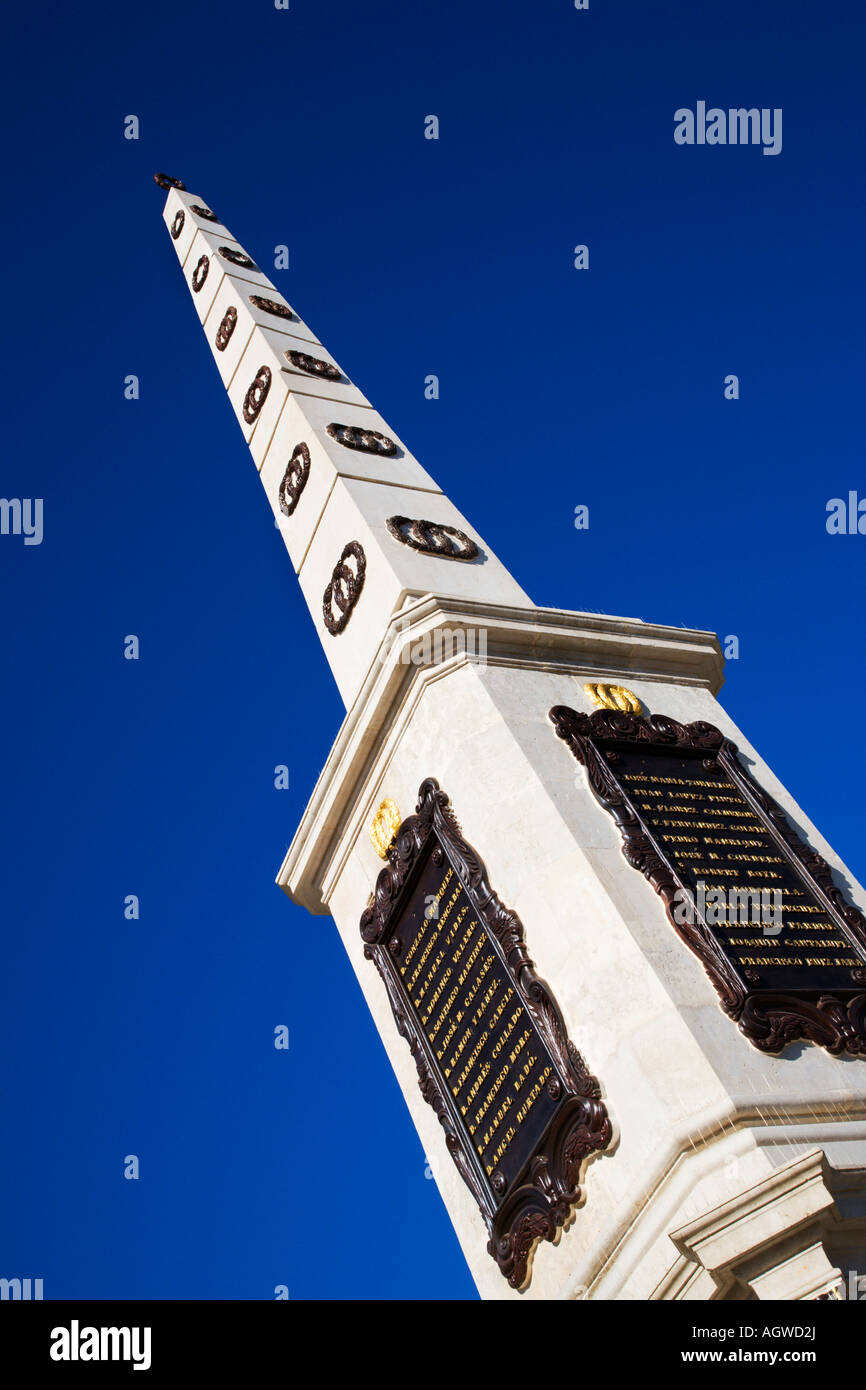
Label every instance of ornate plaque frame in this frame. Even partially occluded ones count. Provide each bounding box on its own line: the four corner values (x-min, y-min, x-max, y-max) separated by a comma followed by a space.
550, 706, 866, 1056
360, 779, 611, 1289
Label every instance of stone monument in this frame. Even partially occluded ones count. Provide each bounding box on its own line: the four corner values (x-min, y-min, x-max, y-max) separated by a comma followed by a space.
156, 173, 866, 1300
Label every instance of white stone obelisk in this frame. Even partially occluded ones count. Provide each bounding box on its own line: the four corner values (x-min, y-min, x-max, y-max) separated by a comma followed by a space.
159, 177, 866, 1301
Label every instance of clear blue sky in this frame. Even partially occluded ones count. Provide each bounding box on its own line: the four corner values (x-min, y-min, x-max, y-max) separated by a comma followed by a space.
1, 0, 864, 1299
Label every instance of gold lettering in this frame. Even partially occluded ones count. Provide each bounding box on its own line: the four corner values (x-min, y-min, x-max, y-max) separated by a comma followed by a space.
514, 1066, 552, 1125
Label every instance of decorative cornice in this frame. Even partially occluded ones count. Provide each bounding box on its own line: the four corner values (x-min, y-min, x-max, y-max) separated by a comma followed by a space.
572, 1103, 866, 1300
670, 1149, 837, 1266
659, 1149, 863, 1301
277, 594, 724, 912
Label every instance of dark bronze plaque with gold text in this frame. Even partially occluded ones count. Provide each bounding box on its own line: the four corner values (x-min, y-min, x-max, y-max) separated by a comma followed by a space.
550, 706, 866, 1055
360, 779, 610, 1289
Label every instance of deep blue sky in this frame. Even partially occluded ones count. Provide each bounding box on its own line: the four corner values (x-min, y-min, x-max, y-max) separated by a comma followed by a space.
1, 0, 864, 1300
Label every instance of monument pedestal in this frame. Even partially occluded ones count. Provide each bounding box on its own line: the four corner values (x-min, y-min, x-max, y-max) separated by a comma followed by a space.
279, 596, 866, 1300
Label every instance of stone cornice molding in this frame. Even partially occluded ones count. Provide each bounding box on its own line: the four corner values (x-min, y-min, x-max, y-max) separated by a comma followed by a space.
656, 1150, 866, 1300
278, 592, 724, 913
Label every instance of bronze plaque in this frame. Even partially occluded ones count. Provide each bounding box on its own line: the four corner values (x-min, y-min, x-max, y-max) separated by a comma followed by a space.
551, 706, 866, 1055
360, 779, 610, 1289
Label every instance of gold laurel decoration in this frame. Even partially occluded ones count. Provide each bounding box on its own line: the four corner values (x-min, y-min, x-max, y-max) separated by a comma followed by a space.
370, 798, 402, 859
584, 682, 643, 715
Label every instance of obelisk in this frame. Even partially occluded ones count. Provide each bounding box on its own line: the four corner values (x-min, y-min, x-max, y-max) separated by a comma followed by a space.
157, 174, 866, 1301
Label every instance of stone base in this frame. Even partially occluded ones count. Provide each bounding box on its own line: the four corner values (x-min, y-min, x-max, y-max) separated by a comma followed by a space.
279, 596, 866, 1299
